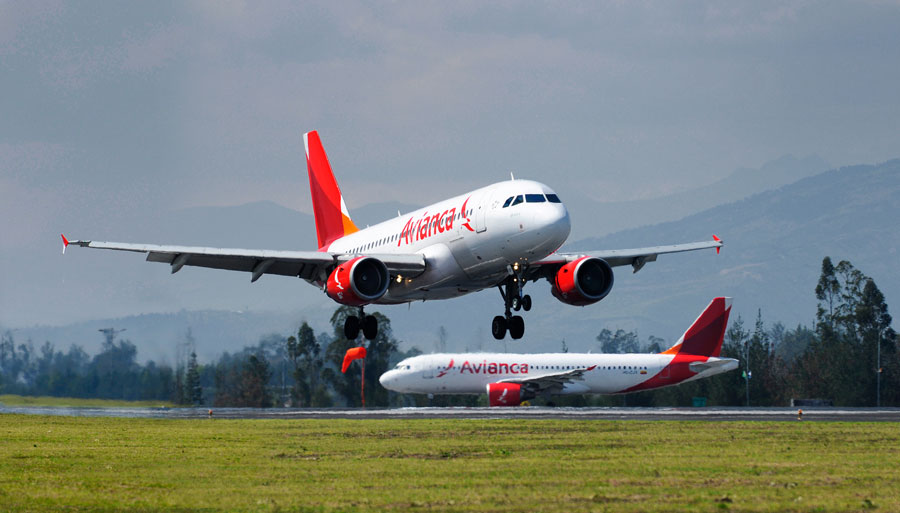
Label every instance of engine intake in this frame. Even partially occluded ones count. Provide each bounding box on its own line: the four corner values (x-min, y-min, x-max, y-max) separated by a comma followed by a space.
325, 256, 390, 306
551, 256, 614, 306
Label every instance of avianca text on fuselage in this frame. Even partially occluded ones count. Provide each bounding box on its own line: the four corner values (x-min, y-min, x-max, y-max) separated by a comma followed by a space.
396, 198, 472, 247
456, 359, 530, 375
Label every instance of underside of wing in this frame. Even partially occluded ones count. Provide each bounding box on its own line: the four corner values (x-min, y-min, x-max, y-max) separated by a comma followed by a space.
62, 237, 426, 283
500, 366, 596, 394
528, 236, 722, 276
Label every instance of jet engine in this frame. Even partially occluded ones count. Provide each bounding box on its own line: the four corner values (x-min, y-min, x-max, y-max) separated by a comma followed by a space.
487, 382, 534, 407
325, 256, 390, 306
550, 256, 614, 306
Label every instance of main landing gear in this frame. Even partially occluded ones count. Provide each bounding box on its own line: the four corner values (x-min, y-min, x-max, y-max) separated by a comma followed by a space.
492, 274, 531, 340
344, 306, 378, 340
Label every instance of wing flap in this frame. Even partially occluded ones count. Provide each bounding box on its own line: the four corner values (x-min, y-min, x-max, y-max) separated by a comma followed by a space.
64, 239, 426, 281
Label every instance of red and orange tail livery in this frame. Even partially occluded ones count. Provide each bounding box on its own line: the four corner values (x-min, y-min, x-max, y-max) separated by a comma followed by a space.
660, 297, 732, 358
304, 131, 359, 250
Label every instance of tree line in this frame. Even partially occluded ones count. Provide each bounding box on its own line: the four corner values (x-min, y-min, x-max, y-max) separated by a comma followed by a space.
575, 257, 899, 407
0, 305, 417, 408
2, 257, 897, 407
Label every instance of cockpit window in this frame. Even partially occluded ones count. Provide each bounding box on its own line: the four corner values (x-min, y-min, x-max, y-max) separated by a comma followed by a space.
546, 193, 561, 203
525, 194, 546, 203
511, 195, 524, 206
502, 196, 514, 208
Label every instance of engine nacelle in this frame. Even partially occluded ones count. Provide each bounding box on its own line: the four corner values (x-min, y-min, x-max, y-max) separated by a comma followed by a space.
325, 256, 390, 306
551, 256, 614, 306
487, 382, 533, 407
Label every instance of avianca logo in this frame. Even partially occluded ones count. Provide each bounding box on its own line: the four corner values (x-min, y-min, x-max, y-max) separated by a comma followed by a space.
459, 198, 475, 232
333, 267, 345, 300
397, 197, 474, 247
460, 360, 530, 375
436, 359, 455, 378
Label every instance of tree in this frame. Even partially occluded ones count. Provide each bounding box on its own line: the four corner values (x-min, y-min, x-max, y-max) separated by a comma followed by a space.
239, 354, 273, 408
286, 322, 330, 407
726, 314, 750, 406
855, 278, 894, 405
646, 336, 666, 354
173, 329, 196, 405
747, 309, 782, 406
89, 338, 139, 399
185, 351, 203, 406
800, 258, 894, 405
596, 328, 640, 354
815, 256, 840, 333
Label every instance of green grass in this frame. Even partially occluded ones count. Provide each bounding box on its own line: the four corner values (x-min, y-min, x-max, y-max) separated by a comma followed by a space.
1, 416, 898, 512
0, 394, 176, 408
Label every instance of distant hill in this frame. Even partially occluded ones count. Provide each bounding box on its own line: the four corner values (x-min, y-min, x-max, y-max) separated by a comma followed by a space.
566, 154, 829, 239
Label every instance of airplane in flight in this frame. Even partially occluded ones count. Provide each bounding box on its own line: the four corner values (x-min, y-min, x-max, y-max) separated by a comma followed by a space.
379, 297, 739, 406
62, 131, 722, 341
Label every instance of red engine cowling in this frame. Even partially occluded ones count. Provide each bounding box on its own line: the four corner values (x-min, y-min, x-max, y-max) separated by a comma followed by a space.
487, 382, 524, 407
551, 256, 614, 306
325, 256, 390, 306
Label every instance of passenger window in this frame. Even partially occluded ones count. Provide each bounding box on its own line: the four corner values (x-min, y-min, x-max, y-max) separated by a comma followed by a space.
511, 195, 524, 206
525, 194, 546, 203
502, 197, 514, 208
546, 193, 561, 203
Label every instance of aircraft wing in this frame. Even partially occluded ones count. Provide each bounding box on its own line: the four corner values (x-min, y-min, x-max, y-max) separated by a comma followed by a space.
529, 236, 722, 275
499, 365, 596, 394
61, 236, 426, 283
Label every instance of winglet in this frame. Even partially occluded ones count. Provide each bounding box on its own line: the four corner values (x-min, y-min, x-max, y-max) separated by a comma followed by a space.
303, 130, 360, 250
712, 234, 722, 255
61, 234, 69, 254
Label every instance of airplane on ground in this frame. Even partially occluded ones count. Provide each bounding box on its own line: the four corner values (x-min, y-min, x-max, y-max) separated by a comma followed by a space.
379, 297, 738, 406
62, 131, 722, 340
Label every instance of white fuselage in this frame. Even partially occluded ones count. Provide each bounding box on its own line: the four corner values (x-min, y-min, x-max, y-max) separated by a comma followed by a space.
324, 180, 570, 302
380, 352, 739, 395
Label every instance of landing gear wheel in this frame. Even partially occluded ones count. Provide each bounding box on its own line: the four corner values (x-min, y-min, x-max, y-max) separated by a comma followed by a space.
344, 316, 360, 340
508, 315, 525, 339
491, 316, 508, 340
511, 296, 521, 311
521, 295, 532, 312
362, 315, 378, 340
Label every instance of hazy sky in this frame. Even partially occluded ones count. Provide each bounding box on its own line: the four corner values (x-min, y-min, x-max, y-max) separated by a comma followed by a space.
3, 1, 900, 326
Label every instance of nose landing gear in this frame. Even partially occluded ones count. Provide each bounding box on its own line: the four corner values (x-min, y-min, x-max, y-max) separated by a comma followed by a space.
492, 274, 531, 340
344, 306, 378, 340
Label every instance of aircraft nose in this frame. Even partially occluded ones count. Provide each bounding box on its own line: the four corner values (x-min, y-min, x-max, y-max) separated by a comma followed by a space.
545, 203, 571, 242
379, 370, 398, 390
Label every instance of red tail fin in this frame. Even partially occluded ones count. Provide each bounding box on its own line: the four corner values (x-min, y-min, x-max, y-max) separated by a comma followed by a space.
304, 131, 359, 250
660, 297, 732, 357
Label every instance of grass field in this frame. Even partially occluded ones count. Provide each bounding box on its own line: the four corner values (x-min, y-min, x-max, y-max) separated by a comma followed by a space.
0, 394, 176, 408
1, 415, 898, 512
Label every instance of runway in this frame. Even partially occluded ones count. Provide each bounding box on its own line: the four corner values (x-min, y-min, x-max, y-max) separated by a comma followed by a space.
3, 404, 900, 421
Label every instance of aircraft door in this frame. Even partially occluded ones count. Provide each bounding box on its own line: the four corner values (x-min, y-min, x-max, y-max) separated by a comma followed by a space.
422, 358, 435, 379
475, 194, 487, 233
